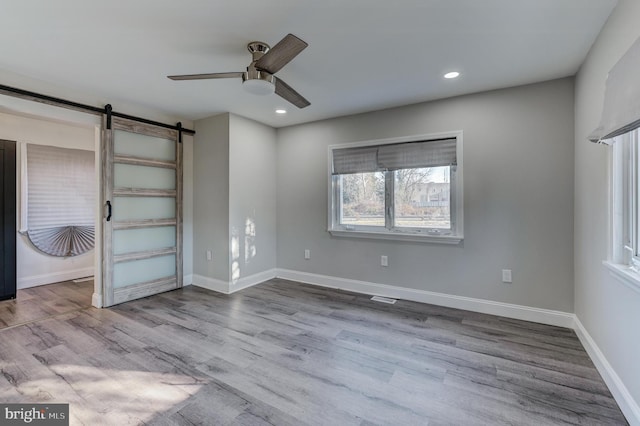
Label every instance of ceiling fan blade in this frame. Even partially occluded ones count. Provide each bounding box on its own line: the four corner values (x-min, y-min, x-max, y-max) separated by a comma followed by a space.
275, 78, 310, 109
167, 72, 243, 81
255, 34, 308, 74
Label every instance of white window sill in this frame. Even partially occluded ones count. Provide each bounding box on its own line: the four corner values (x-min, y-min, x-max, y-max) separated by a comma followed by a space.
328, 229, 463, 244
603, 261, 640, 294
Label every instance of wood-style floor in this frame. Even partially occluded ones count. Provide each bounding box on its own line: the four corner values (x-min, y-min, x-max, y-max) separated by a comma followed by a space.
0, 279, 628, 425
0, 280, 93, 329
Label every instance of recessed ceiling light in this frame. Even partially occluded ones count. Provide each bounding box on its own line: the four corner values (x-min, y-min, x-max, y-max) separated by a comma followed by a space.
275, 109, 287, 114
444, 71, 460, 79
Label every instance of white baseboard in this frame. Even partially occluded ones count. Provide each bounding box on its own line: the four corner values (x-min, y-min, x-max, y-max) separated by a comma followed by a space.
18, 267, 95, 289
230, 269, 277, 293
183, 274, 193, 286
192, 269, 277, 294
91, 292, 102, 308
192, 274, 229, 293
275, 269, 575, 328
574, 318, 640, 425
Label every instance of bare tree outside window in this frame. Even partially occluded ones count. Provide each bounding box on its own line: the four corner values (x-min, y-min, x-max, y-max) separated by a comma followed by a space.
340, 172, 385, 226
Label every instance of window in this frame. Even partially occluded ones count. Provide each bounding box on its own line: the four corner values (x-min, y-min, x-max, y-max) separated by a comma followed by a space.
611, 129, 640, 271
21, 144, 96, 257
589, 36, 640, 290
328, 132, 463, 243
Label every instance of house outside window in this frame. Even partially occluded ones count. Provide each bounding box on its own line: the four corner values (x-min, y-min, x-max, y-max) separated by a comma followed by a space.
328, 132, 463, 243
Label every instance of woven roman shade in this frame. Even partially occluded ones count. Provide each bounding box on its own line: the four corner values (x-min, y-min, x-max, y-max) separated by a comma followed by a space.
332, 138, 457, 175
589, 36, 640, 143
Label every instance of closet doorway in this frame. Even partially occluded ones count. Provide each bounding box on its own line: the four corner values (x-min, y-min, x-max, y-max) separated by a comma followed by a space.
0, 139, 16, 301
0, 109, 98, 328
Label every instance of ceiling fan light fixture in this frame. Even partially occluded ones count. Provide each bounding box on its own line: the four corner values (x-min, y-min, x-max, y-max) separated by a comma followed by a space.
243, 78, 275, 95
242, 70, 275, 95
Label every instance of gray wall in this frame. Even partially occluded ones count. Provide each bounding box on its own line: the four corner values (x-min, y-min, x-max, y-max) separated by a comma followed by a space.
229, 114, 277, 283
574, 0, 640, 407
193, 113, 230, 282
277, 78, 575, 312
193, 113, 277, 285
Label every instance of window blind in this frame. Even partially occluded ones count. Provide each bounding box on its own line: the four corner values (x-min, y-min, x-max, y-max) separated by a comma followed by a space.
332, 138, 456, 175
25, 144, 95, 257
332, 146, 379, 174
589, 36, 640, 143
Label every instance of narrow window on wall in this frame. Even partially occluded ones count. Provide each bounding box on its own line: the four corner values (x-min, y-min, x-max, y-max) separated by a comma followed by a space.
329, 132, 463, 243
611, 129, 640, 270
23, 144, 96, 257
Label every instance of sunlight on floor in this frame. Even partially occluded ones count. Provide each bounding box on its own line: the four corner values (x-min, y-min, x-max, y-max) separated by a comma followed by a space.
15, 365, 207, 424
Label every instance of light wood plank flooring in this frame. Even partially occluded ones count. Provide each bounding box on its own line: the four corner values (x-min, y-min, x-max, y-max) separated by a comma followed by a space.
0, 279, 628, 425
0, 280, 92, 329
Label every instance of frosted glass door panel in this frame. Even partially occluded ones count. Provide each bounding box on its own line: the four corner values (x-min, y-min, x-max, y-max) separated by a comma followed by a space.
114, 164, 176, 190
112, 197, 175, 221
114, 130, 175, 161
113, 254, 176, 288
104, 120, 182, 307
114, 226, 176, 255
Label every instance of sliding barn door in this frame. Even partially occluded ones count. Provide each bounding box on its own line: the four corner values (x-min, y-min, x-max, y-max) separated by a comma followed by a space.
102, 118, 182, 307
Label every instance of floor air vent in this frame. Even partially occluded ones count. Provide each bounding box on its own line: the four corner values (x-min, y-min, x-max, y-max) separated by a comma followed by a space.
370, 296, 397, 304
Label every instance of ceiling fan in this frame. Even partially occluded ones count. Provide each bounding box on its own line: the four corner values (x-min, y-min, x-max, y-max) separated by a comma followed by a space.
168, 33, 310, 109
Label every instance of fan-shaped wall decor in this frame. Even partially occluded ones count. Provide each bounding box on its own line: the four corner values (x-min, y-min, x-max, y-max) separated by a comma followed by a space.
27, 226, 95, 257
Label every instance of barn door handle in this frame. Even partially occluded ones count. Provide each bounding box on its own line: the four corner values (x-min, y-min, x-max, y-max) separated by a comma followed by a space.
106, 200, 112, 222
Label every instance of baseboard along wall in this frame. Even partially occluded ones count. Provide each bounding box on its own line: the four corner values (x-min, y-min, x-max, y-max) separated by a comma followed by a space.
573, 318, 640, 426
192, 268, 277, 294
275, 269, 575, 328
18, 266, 95, 289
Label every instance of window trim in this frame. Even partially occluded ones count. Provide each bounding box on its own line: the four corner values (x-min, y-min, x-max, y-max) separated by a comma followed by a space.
21, 142, 96, 257
608, 129, 640, 293
327, 131, 463, 243
603, 261, 640, 295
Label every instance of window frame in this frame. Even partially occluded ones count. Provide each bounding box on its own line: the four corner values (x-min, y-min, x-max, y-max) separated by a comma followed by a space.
630, 130, 640, 268
327, 131, 463, 244
606, 129, 640, 293
20, 142, 96, 257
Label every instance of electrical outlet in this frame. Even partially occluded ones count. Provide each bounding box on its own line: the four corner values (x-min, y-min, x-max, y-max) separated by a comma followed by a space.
206, 250, 212, 261
381, 255, 388, 267
304, 249, 310, 260
502, 269, 512, 283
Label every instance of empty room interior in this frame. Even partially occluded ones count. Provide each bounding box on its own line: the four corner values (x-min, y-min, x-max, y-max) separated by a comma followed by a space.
1, 0, 639, 425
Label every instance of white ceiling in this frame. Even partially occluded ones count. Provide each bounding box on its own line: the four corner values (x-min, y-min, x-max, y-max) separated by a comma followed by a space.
0, 0, 617, 128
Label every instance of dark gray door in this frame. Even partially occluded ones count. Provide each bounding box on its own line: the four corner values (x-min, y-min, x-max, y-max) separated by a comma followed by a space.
0, 140, 16, 301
